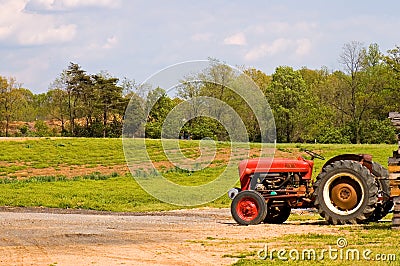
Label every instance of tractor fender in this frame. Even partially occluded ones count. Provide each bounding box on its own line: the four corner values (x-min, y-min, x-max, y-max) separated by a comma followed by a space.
322, 154, 373, 173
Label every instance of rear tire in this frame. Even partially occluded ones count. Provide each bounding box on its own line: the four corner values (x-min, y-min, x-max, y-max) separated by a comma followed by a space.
231, 190, 266, 225
393, 197, 400, 229
313, 160, 378, 224
367, 162, 393, 222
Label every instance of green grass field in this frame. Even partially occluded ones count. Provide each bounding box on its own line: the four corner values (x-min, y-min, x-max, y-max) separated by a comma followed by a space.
0, 138, 397, 211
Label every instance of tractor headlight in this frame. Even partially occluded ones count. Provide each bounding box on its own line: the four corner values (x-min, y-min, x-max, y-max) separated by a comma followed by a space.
228, 188, 241, 200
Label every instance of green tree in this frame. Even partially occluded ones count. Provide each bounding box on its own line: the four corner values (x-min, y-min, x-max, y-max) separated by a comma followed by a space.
0, 77, 25, 136
45, 88, 69, 134
65, 62, 92, 136
296, 67, 334, 142
123, 92, 145, 137
34, 120, 52, 137
177, 60, 266, 141
145, 87, 177, 138
243, 67, 271, 95
92, 74, 123, 138
384, 45, 400, 112
267, 66, 306, 142
337, 42, 394, 143
241, 68, 273, 142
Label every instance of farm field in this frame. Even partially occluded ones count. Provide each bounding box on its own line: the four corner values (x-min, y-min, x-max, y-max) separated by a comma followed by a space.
0, 138, 399, 265
0, 137, 397, 211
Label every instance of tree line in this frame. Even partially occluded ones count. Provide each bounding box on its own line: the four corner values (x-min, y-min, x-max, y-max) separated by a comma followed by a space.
1, 41, 400, 143
0, 63, 132, 138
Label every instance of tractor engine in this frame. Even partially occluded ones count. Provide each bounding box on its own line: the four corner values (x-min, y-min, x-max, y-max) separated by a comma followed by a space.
253, 172, 303, 191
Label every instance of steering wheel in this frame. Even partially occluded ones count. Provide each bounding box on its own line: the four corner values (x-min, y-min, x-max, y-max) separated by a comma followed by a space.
304, 149, 325, 160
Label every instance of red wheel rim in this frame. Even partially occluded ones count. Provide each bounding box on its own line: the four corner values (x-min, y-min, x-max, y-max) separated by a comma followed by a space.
236, 197, 259, 221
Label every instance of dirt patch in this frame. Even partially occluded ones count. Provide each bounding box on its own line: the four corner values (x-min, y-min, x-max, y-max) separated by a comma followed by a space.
9, 164, 130, 179
0, 207, 341, 266
0, 137, 74, 142
2, 142, 308, 179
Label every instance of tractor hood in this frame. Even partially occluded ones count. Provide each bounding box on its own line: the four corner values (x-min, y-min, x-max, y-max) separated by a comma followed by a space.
238, 157, 314, 190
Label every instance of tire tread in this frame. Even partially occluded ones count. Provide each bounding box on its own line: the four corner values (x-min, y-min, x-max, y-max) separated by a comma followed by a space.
313, 160, 378, 225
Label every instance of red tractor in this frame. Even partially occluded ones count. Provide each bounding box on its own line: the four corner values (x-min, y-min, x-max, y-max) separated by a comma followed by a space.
228, 150, 393, 225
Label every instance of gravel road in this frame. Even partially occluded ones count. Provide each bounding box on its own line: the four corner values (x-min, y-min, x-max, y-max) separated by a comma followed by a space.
0, 207, 340, 266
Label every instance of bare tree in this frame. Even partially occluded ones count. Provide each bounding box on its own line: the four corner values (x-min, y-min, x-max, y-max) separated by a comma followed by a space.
339, 41, 364, 77
338, 41, 365, 143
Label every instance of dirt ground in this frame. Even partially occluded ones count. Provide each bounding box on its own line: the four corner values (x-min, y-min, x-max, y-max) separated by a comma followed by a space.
0, 207, 341, 266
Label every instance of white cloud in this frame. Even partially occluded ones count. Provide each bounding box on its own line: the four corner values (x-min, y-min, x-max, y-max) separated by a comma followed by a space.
223, 32, 247, 46
17, 24, 76, 45
86, 36, 119, 52
102, 36, 118, 49
25, 0, 120, 12
295, 38, 312, 56
0, 25, 13, 39
244, 38, 291, 61
235, 21, 316, 62
264, 22, 290, 34
56, 0, 120, 8
16, 55, 51, 87
260, 21, 317, 35
191, 33, 213, 42
0, 0, 76, 46
294, 22, 317, 33
244, 38, 311, 61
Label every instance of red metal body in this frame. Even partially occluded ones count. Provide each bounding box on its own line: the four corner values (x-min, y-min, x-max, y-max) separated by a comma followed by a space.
238, 157, 314, 190
230, 151, 387, 225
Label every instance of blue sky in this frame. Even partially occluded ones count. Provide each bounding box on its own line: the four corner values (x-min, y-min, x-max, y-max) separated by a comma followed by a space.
1, 0, 399, 93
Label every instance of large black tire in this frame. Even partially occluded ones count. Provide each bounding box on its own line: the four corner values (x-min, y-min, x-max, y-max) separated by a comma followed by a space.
263, 203, 291, 224
231, 190, 267, 225
393, 197, 400, 229
367, 162, 393, 222
313, 160, 378, 225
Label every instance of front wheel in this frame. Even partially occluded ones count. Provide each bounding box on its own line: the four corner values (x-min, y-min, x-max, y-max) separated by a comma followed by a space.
313, 160, 378, 224
231, 190, 266, 225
